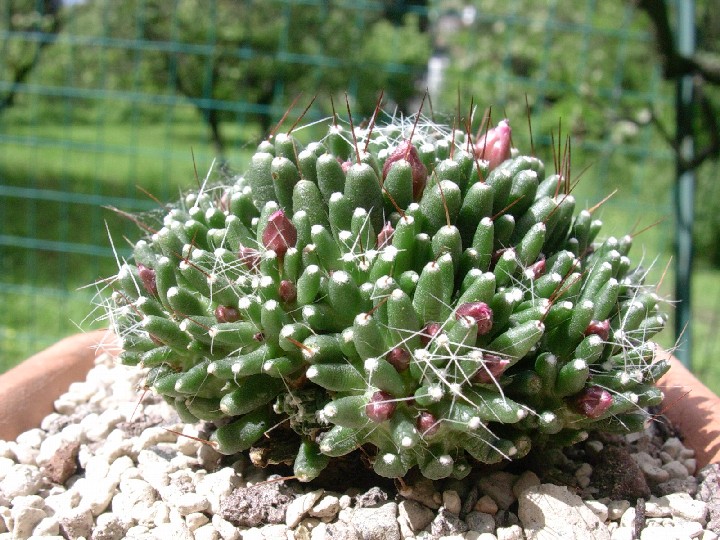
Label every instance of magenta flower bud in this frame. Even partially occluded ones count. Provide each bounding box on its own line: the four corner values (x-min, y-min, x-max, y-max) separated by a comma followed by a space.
420, 322, 442, 347
455, 302, 494, 336
417, 411, 440, 437
365, 391, 397, 422
386, 347, 411, 372
472, 354, 510, 384
475, 119, 512, 171
214, 305, 241, 323
262, 209, 297, 260
137, 264, 158, 297
278, 280, 297, 304
238, 246, 261, 271
376, 221, 395, 249
584, 319, 611, 342
573, 386, 613, 418
381, 140, 428, 200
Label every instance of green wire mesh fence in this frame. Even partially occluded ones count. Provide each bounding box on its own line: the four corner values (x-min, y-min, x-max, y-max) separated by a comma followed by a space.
1, 0, 716, 388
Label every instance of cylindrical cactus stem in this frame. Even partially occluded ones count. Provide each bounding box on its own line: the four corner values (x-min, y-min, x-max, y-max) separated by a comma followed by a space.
294, 439, 331, 482
211, 407, 275, 455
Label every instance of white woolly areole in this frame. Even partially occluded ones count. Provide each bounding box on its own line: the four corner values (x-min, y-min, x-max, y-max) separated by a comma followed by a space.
517, 409, 528, 420
339, 230, 352, 242
306, 366, 319, 379
214, 248, 229, 258
391, 288, 405, 300
401, 436, 415, 448
438, 455, 453, 466
508, 446, 518, 457
587, 334, 603, 346
323, 403, 338, 418
355, 313, 371, 326
374, 275, 392, 289
399, 215, 415, 227
383, 453, 397, 464
364, 358, 380, 371
581, 299, 594, 310
506, 287, 523, 303
280, 325, 295, 338
428, 384, 443, 400
541, 411, 556, 423
311, 224, 324, 235
332, 271, 351, 284
259, 275, 274, 288
262, 360, 275, 372
449, 383, 462, 395
166, 286, 180, 298
238, 296, 252, 309
178, 319, 190, 332
353, 207, 367, 218
381, 246, 398, 261
573, 359, 587, 370
342, 328, 354, 343
480, 216, 493, 227
302, 306, 316, 319
501, 249, 516, 262
468, 417, 481, 430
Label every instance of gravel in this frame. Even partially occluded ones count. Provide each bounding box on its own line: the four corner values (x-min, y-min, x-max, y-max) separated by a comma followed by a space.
0, 352, 718, 540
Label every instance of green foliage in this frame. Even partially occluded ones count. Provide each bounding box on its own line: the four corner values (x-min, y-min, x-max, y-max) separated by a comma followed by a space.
103, 114, 670, 481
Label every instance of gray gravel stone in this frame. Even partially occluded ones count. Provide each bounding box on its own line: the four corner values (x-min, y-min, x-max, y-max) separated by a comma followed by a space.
518, 483, 610, 539
478, 472, 518, 511
58, 506, 94, 539
350, 502, 400, 540
465, 511, 495, 534
397, 499, 435, 535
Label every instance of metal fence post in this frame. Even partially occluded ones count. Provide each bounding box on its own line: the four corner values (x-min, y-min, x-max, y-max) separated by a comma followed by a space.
674, 0, 695, 368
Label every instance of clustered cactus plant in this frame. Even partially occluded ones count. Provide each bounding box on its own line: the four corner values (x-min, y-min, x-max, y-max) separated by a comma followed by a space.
105, 110, 670, 482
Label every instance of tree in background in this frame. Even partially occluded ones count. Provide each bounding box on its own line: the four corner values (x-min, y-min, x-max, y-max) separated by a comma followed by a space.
0, 0, 63, 114
54, 0, 430, 156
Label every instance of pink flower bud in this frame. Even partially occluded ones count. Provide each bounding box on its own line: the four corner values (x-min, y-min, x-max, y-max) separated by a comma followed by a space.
472, 354, 510, 384
341, 159, 352, 173
417, 411, 440, 437
137, 264, 158, 297
214, 305, 241, 323
386, 347, 411, 372
262, 209, 297, 260
376, 221, 395, 249
475, 119, 512, 171
420, 322, 442, 347
382, 140, 428, 200
526, 257, 546, 279
584, 319, 611, 342
238, 246, 261, 271
572, 386, 613, 418
365, 391, 396, 422
455, 302, 494, 336
279, 280, 297, 303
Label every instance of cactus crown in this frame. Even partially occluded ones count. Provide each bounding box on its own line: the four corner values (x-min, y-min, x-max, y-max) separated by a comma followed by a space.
103, 111, 669, 482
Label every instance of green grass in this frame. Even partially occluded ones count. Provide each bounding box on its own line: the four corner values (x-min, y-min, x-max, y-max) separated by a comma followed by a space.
1, 117, 719, 397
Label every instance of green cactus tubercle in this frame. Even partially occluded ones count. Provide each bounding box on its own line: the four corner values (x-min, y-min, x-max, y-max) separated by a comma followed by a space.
107, 114, 669, 482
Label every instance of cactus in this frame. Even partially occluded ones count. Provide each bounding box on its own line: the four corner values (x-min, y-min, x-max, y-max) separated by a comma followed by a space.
103, 112, 670, 482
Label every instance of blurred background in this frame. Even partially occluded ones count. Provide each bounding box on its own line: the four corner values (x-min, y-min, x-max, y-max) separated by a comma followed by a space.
1, 0, 719, 391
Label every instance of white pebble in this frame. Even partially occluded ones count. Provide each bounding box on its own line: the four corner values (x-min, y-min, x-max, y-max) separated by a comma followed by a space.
32, 515, 60, 536
15, 429, 44, 450
194, 523, 221, 540
173, 492, 210, 516
620, 507, 636, 528
661, 437, 684, 459
212, 514, 241, 540
0, 464, 43, 498
611, 525, 633, 540
607, 500, 631, 521
81, 477, 118, 516
286, 490, 324, 528
443, 490, 462, 515
11, 505, 46, 538
584, 500, 609, 522
496, 524, 523, 540
664, 493, 708, 524
310, 495, 340, 520
185, 511, 210, 531
152, 522, 194, 540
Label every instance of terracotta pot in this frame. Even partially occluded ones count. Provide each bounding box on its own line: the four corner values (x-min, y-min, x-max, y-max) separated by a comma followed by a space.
1, 334, 718, 467
0, 330, 119, 441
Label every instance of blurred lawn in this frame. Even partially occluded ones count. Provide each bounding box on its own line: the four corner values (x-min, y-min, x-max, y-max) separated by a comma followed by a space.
1, 119, 719, 397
